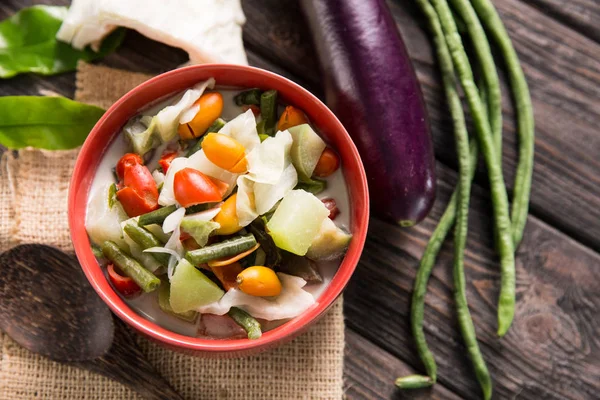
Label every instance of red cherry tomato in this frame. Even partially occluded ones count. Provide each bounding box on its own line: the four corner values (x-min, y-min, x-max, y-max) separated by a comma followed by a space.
107, 264, 140, 297
116, 153, 143, 180
158, 151, 178, 173
116, 187, 158, 217
117, 163, 159, 217
173, 168, 223, 207
208, 177, 229, 198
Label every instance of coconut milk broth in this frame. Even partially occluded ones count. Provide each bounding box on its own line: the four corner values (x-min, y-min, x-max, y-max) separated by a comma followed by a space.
88, 86, 351, 337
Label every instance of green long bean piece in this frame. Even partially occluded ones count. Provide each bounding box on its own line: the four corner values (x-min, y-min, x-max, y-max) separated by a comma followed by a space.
471, 0, 535, 247
449, 0, 502, 154
260, 90, 278, 136
395, 375, 433, 389
138, 205, 177, 226
228, 307, 262, 339
185, 233, 257, 265
123, 222, 170, 266
431, 0, 515, 337
101, 241, 161, 293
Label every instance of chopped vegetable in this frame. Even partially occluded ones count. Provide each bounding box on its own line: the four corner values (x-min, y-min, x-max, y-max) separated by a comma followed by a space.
278, 253, 323, 284
101, 241, 160, 293
247, 130, 293, 184
116, 158, 159, 217
295, 177, 327, 195
86, 184, 128, 249
123, 222, 169, 265
185, 118, 226, 157
116, 153, 144, 180
266, 190, 329, 255
211, 261, 243, 291
202, 132, 248, 173
169, 259, 224, 313
228, 307, 262, 339
178, 92, 224, 140
0, 97, 104, 150
236, 266, 281, 297
0, 6, 124, 79
214, 194, 242, 235
208, 243, 260, 267
158, 282, 198, 322
138, 204, 177, 226
253, 163, 298, 215
107, 264, 141, 297
173, 168, 223, 207
234, 89, 263, 106
287, 124, 326, 180
306, 217, 352, 260
186, 233, 257, 265
198, 273, 315, 320
259, 90, 278, 136
158, 151, 178, 173
313, 148, 340, 178
180, 219, 220, 248
277, 106, 309, 131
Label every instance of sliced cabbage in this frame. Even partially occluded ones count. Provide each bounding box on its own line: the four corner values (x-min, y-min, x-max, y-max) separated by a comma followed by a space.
218, 109, 260, 152
56, 0, 248, 65
152, 169, 165, 187
197, 273, 315, 320
253, 163, 298, 215
162, 207, 186, 233
180, 219, 220, 247
86, 183, 128, 249
266, 190, 330, 255
123, 117, 158, 156
158, 157, 188, 206
235, 176, 258, 227
246, 130, 293, 184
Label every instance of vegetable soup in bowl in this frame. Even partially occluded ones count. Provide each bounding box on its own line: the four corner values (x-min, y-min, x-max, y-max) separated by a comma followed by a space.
69, 64, 368, 356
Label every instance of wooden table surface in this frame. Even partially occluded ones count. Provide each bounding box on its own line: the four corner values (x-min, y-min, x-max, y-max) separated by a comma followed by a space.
1, 0, 599, 399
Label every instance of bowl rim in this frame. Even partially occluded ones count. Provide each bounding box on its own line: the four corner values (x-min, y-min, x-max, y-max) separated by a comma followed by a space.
69, 64, 369, 352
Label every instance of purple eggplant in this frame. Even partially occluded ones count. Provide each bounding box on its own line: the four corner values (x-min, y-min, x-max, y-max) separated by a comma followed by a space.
300, 0, 436, 226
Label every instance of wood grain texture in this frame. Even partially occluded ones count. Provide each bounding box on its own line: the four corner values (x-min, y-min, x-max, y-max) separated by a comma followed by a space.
241, 0, 600, 253
344, 161, 600, 399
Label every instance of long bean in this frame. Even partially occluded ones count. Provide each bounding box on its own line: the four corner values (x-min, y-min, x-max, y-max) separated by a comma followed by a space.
138, 205, 177, 226
101, 241, 161, 293
228, 307, 262, 339
260, 90, 278, 136
123, 222, 170, 266
449, 0, 502, 155
186, 234, 257, 265
471, 0, 535, 247
431, 0, 515, 336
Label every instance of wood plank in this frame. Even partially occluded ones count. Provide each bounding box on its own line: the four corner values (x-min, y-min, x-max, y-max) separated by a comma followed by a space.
240, 0, 600, 253
343, 160, 600, 399
521, 0, 600, 43
344, 329, 463, 400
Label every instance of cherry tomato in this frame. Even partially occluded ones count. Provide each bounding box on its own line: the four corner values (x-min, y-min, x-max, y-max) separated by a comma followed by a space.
116, 153, 143, 180
313, 148, 340, 177
178, 93, 224, 140
202, 132, 247, 172
214, 194, 242, 235
208, 177, 230, 198
277, 105, 308, 131
173, 168, 223, 207
107, 264, 140, 297
321, 198, 340, 220
116, 187, 158, 217
236, 266, 282, 297
158, 151, 178, 173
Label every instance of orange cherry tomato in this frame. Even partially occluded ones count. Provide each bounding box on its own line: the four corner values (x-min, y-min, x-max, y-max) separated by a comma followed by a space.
116, 153, 143, 180
202, 132, 247, 172
313, 148, 340, 178
158, 151, 178, 173
107, 264, 140, 297
277, 106, 308, 131
178, 92, 224, 140
211, 262, 244, 291
173, 168, 223, 207
236, 266, 282, 297
214, 194, 242, 235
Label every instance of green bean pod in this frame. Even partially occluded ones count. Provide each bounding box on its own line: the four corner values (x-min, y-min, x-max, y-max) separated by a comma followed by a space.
185, 234, 257, 265
228, 307, 262, 340
395, 375, 434, 389
260, 90, 278, 136
123, 222, 170, 266
138, 205, 177, 226
101, 241, 161, 293
471, 0, 535, 247
234, 88, 263, 106
431, 0, 515, 337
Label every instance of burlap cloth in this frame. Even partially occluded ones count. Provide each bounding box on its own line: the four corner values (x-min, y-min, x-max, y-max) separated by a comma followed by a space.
0, 62, 345, 399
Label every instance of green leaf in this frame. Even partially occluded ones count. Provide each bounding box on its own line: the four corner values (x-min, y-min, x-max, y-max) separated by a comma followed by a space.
0, 96, 105, 150
0, 6, 125, 79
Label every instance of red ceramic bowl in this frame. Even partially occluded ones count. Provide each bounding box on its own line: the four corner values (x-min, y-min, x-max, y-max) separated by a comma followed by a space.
69, 64, 369, 356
